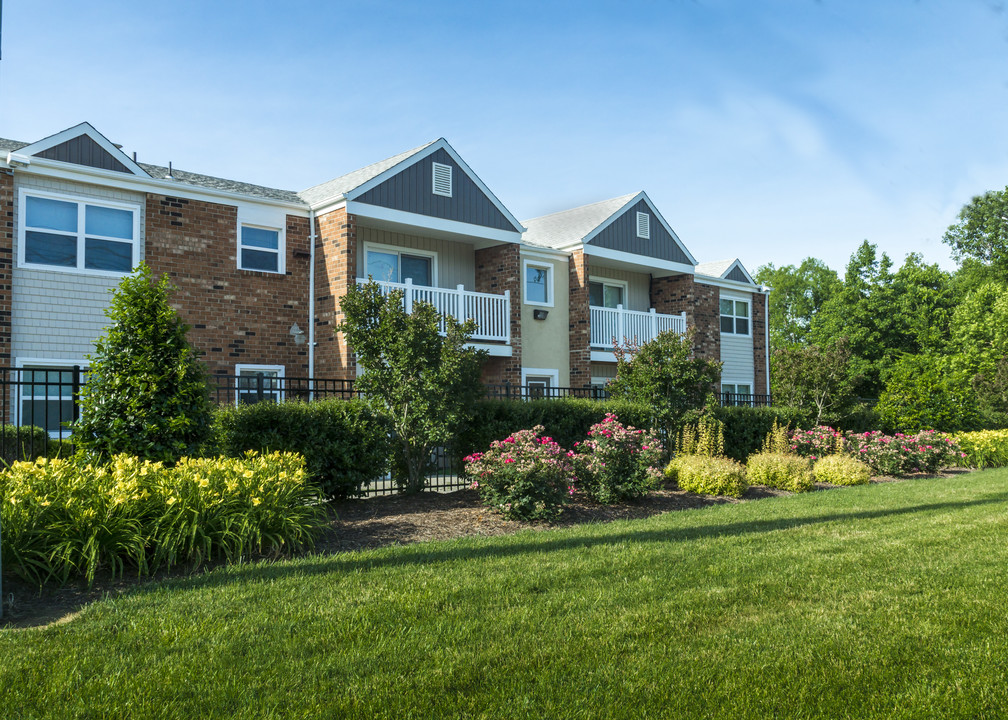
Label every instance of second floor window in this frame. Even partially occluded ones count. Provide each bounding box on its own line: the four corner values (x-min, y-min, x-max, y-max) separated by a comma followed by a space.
239, 225, 282, 273
524, 262, 552, 305
589, 280, 624, 309
365, 248, 433, 286
21, 191, 139, 275
720, 297, 750, 335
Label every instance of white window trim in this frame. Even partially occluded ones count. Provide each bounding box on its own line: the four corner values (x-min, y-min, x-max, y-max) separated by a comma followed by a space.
523, 259, 554, 308
636, 211, 650, 240
588, 276, 630, 308
18, 188, 141, 278
237, 220, 285, 274
719, 292, 752, 338
432, 162, 453, 197
361, 241, 439, 287
235, 364, 285, 405
721, 381, 754, 394
15, 357, 87, 439
521, 367, 560, 398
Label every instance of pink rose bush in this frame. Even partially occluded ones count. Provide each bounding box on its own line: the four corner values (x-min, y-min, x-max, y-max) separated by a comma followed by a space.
571, 414, 664, 503
789, 426, 964, 476
464, 425, 574, 521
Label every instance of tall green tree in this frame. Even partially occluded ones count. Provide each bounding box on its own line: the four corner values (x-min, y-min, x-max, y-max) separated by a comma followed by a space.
770, 337, 859, 423
338, 280, 486, 494
75, 263, 212, 462
943, 186, 1008, 274
891, 253, 958, 355
755, 258, 841, 349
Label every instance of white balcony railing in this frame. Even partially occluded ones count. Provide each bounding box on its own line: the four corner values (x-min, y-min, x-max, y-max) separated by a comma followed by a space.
590, 305, 687, 349
358, 278, 510, 344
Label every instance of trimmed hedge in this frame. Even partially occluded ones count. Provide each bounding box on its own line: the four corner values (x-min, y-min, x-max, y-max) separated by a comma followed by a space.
665, 455, 748, 498
0, 425, 51, 466
457, 398, 654, 460
746, 451, 814, 492
813, 455, 872, 486
213, 399, 392, 500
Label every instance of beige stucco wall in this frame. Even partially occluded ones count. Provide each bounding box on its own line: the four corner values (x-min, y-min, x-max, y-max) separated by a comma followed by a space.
520, 250, 570, 386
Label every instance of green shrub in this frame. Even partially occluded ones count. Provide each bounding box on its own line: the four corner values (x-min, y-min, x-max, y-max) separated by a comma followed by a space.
876, 354, 979, 432
813, 455, 871, 486
571, 414, 663, 503
0, 425, 50, 465
213, 398, 391, 501
464, 426, 573, 521
955, 430, 1008, 469
665, 455, 748, 498
0, 452, 324, 586
457, 398, 653, 462
74, 264, 213, 462
746, 452, 814, 492
714, 406, 813, 462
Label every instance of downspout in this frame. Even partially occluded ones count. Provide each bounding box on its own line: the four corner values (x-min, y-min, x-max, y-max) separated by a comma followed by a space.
763, 288, 770, 396
308, 209, 317, 397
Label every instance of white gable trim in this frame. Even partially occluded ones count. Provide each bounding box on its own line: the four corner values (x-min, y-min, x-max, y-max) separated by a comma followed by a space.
583, 244, 695, 276
17, 122, 151, 178
581, 191, 698, 265
695, 273, 769, 294
344, 138, 526, 234
722, 259, 755, 284
346, 200, 522, 245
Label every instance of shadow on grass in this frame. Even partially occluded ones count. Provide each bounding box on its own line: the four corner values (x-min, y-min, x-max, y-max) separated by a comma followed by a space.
6, 489, 1006, 629
154, 490, 1008, 592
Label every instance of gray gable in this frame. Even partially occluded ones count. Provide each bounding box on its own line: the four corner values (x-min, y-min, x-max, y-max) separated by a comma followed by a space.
354, 148, 520, 232
726, 265, 750, 283
589, 199, 692, 265
34, 133, 131, 173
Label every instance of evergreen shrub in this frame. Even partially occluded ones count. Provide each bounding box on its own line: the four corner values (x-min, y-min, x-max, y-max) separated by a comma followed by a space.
665, 455, 748, 498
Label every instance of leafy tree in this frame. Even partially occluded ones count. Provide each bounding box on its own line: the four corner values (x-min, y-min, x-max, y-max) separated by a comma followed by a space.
891, 253, 957, 355
755, 258, 841, 349
338, 279, 486, 494
607, 328, 722, 449
771, 337, 860, 424
876, 354, 978, 432
943, 186, 1008, 273
949, 283, 1008, 416
75, 263, 212, 462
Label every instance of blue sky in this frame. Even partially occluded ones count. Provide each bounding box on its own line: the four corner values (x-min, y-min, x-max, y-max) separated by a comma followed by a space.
2, 0, 1007, 275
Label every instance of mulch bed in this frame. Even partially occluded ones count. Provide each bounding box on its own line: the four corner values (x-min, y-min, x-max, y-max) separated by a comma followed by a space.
0, 470, 972, 630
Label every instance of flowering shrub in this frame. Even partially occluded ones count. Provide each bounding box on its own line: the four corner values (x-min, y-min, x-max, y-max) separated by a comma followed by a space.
813, 455, 871, 486
790, 425, 845, 460
955, 429, 1008, 469
844, 430, 963, 476
571, 414, 663, 504
746, 452, 814, 492
0, 452, 323, 586
665, 455, 748, 498
464, 426, 574, 521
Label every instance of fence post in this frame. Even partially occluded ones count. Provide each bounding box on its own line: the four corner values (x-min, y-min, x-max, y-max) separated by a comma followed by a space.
456, 284, 467, 324
617, 304, 625, 346
649, 308, 657, 341
404, 277, 413, 315
503, 289, 511, 345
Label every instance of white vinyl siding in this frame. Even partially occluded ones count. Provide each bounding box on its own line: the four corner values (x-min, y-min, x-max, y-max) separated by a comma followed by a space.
720, 334, 755, 391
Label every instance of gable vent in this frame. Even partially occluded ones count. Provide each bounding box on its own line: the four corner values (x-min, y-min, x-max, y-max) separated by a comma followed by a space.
636, 211, 650, 239
432, 162, 453, 197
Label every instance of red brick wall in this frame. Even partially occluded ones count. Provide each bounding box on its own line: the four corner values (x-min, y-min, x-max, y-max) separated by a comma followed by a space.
650, 274, 720, 362
569, 249, 590, 386
0, 170, 11, 364
144, 194, 311, 378
313, 207, 357, 380
475, 243, 521, 384
752, 291, 768, 395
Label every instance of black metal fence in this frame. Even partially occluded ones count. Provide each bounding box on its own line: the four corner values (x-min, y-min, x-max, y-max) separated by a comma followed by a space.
0, 368, 770, 495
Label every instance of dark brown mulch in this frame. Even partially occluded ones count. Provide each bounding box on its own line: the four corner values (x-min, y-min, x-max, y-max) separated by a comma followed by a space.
0, 469, 973, 630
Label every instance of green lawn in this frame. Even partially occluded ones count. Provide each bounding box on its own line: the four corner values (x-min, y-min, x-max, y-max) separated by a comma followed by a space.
3, 471, 1008, 719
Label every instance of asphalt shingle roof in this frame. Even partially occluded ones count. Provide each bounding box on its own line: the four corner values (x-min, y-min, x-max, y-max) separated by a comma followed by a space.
521, 193, 639, 249
137, 163, 304, 204
694, 259, 736, 278
0, 138, 28, 152
298, 140, 436, 206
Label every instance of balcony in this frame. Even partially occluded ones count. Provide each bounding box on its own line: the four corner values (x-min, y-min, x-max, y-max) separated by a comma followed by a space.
358, 278, 511, 345
590, 305, 687, 350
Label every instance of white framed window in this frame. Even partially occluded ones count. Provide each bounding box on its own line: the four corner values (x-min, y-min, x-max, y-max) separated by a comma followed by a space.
15, 358, 86, 439
721, 383, 752, 396
636, 211, 650, 239
18, 188, 140, 276
521, 368, 560, 399
239, 223, 283, 273
523, 260, 553, 307
588, 277, 628, 309
235, 364, 285, 405
432, 162, 453, 197
720, 295, 751, 335
363, 242, 437, 287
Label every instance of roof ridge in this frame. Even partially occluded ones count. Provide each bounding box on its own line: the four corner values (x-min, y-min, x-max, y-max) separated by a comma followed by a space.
522, 192, 638, 224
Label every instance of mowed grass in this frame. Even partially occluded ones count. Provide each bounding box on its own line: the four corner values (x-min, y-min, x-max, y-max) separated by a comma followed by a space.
3, 471, 1008, 719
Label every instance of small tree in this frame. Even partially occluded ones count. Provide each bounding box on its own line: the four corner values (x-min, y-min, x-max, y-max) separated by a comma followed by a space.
607, 328, 722, 449
75, 263, 212, 462
771, 337, 859, 423
338, 280, 486, 494
876, 354, 979, 432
